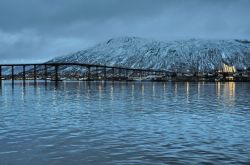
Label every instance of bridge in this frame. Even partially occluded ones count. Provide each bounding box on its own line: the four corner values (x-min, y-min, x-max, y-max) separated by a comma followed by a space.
0, 62, 173, 85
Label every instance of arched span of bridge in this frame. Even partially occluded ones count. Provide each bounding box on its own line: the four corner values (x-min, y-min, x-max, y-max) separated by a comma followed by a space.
0, 62, 173, 85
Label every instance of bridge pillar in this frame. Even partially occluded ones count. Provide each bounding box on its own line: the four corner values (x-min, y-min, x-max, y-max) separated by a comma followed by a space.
23, 65, 26, 82
0, 66, 2, 86
55, 65, 59, 82
103, 66, 107, 80
44, 65, 48, 82
118, 68, 121, 78
87, 66, 90, 81
34, 65, 37, 82
112, 68, 115, 80
96, 66, 98, 80
11, 66, 14, 83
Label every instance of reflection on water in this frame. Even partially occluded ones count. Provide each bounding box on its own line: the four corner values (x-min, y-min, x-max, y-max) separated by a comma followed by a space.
174, 82, 178, 97
0, 81, 250, 165
186, 82, 190, 103
227, 82, 236, 106
217, 82, 221, 98
216, 82, 236, 107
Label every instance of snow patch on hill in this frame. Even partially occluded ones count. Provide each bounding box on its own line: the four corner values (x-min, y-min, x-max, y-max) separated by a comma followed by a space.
46, 36, 250, 72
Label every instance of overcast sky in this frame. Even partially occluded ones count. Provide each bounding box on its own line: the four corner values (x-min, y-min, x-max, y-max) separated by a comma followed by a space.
0, 0, 249, 63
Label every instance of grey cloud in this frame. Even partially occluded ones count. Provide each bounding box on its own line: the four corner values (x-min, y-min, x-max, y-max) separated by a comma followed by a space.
0, 0, 249, 63
0, 0, 169, 32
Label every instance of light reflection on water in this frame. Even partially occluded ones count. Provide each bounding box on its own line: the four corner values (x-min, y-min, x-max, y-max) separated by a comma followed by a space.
0, 81, 250, 165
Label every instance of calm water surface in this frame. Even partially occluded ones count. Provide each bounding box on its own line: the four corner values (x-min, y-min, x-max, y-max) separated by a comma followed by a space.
0, 81, 250, 165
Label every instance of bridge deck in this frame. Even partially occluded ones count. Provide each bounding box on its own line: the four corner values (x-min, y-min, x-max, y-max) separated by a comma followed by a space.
0, 62, 171, 73
0, 62, 173, 84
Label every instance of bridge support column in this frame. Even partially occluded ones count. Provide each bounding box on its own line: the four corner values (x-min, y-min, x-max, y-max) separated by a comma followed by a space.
11, 66, 14, 83
103, 66, 106, 80
23, 65, 26, 83
125, 69, 128, 79
0, 66, 2, 86
44, 65, 48, 82
55, 65, 59, 82
87, 66, 90, 81
34, 65, 37, 82
112, 68, 115, 80
118, 68, 121, 78
96, 66, 98, 80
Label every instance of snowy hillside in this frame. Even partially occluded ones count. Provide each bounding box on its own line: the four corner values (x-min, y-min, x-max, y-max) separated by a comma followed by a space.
48, 36, 250, 72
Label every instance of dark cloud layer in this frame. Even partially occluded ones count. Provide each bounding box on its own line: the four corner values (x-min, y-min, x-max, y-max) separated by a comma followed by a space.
0, 0, 249, 63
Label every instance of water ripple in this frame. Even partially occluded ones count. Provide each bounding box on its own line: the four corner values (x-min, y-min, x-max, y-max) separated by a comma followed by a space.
0, 81, 250, 164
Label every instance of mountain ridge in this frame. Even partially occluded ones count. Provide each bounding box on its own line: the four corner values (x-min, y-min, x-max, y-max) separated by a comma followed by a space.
48, 36, 250, 72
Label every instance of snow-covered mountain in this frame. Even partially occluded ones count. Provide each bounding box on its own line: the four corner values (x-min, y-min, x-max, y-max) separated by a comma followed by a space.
48, 37, 250, 73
